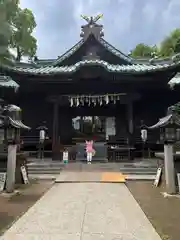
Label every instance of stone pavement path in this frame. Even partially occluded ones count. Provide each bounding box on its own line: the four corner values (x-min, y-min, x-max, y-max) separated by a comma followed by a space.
0, 181, 161, 239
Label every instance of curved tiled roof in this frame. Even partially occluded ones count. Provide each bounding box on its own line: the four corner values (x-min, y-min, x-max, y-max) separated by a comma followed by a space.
29, 36, 180, 68
3, 59, 180, 76
52, 40, 84, 66
169, 73, 180, 86
0, 75, 19, 89
43, 37, 133, 67
99, 38, 133, 63
148, 113, 180, 129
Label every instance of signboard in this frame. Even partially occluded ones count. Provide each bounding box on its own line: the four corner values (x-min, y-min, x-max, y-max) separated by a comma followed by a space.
154, 167, 162, 187
20, 166, 29, 184
0, 172, 6, 191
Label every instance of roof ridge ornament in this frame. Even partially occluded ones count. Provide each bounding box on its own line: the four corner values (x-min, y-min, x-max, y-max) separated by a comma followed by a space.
80, 13, 104, 40
80, 13, 103, 24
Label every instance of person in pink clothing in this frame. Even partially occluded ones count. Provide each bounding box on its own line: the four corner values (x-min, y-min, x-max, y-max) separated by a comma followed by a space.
85, 139, 94, 163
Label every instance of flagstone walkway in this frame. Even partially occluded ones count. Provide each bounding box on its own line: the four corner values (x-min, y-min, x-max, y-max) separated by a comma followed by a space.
1, 174, 161, 239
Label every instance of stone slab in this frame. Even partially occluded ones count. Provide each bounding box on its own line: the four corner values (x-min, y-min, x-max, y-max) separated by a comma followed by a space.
55, 171, 102, 183
125, 174, 156, 181
101, 172, 126, 182
1, 178, 161, 239
55, 172, 155, 183
29, 174, 58, 180
55, 172, 126, 183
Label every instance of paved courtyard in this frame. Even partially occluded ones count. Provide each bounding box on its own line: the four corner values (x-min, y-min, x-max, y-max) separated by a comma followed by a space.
0, 175, 161, 239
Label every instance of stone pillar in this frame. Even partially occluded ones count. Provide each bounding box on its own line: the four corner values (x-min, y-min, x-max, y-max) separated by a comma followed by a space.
52, 100, 59, 160
6, 144, 17, 193
164, 144, 176, 194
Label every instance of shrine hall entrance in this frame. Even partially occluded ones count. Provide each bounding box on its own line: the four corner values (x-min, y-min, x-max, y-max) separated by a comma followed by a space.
52, 97, 133, 161
70, 103, 120, 144
72, 116, 116, 142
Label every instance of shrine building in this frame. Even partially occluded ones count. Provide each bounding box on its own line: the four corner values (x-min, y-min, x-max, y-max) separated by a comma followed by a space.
1, 14, 180, 161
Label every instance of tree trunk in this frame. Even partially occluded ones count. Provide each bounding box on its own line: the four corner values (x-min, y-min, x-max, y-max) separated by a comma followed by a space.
16, 46, 22, 61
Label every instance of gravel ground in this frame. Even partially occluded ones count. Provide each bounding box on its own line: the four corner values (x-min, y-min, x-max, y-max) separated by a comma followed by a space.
0, 180, 53, 235
127, 180, 180, 240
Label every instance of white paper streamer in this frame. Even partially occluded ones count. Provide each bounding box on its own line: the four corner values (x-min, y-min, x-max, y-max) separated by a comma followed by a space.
68, 93, 124, 107
105, 95, 109, 105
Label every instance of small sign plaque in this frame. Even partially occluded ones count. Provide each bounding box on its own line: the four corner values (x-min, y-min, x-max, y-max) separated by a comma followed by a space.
154, 167, 162, 187
0, 172, 6, 191
21, 166, 29, 184
63, 151, 69, 163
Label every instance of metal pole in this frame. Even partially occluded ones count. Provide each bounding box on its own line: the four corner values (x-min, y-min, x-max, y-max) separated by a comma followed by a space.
164, 144, 176, 194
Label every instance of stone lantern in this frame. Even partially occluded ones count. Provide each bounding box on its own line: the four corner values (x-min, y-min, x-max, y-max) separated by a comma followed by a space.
0, 103, 30, 193
148, 108, 180, 194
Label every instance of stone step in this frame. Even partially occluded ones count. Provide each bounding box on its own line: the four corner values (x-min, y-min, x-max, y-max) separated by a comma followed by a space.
27, 169, 61, 174
27, 164, 64, 168
121, 171, 156, 175
27, 166, 157, 175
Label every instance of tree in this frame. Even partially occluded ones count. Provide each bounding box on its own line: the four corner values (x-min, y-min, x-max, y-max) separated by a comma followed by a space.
159, 29, 180, 57
11, 8, 37, 61
0, 0, 19, 64
170, 102, 180, 114
174, 37, 180, 54
130, 43, 157, 57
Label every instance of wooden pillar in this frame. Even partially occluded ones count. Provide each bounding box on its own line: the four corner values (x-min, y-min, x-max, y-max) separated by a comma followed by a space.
80, 116, 83, 132
52, 100, 59, 160
127, 101, 134, 135
127, 101, 134, 160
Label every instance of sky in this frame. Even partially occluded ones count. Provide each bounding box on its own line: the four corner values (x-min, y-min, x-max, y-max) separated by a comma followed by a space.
20, 0, 180, 59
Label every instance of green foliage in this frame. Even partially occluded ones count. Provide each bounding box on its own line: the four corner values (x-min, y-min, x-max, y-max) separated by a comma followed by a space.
172, 102, 180, 114
0, 1, 37, 63
11, 8, 37, 61
130, 28, 180, 58
0, 1, 12, 63
174, 37, 180, 54
159, 29, 180, 57
130, 43, 158, 57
